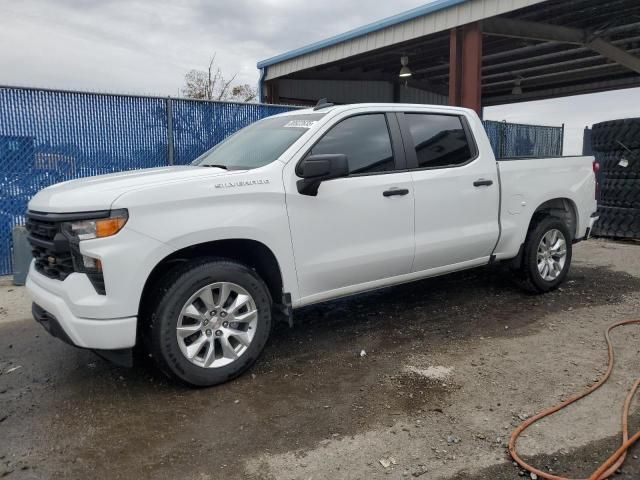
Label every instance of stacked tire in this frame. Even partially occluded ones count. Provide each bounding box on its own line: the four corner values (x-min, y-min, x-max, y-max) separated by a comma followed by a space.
591, 118, 640, 239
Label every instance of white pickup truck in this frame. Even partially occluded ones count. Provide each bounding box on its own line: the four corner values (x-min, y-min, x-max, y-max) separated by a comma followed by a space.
25, 103, 598, 386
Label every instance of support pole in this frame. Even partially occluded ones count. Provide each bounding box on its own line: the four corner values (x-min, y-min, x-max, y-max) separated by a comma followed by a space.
393, 81, 401, 102
266, 80, 280, 104
448, 21, 483, 114
461, 22, 483, 114
448, 28, 463, 106
166, 97, 174, 166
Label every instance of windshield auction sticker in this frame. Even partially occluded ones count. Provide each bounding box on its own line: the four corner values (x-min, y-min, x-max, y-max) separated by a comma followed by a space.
283, 120, 317, 128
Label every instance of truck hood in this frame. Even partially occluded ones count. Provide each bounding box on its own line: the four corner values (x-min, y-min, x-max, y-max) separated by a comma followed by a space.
28, 166, 238, 213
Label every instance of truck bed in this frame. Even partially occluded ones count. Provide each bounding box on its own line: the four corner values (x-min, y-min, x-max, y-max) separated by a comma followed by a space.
493, 155, 597, 260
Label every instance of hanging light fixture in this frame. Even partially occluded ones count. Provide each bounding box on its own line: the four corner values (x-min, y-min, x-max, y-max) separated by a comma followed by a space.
512, 77, 523, 95
399, 55, 412, 78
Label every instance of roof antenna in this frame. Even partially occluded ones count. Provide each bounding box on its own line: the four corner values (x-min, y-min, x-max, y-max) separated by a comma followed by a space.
314, 98, 334, 110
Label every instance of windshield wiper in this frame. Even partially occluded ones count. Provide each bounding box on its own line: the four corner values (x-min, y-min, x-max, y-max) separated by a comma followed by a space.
200, 164, 228, 169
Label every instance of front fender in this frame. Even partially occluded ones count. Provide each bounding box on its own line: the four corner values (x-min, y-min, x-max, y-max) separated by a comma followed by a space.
113, 174, 299, 304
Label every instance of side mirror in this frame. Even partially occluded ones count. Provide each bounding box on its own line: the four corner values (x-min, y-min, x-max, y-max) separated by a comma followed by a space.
296, 154, 349, 196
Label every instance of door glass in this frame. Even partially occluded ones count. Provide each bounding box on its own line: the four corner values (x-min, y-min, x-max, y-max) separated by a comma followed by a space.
309, 114, 394, 174
405, 114, 472, 168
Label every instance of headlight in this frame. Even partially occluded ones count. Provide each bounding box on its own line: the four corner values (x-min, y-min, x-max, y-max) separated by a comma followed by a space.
62, 209, 128, 241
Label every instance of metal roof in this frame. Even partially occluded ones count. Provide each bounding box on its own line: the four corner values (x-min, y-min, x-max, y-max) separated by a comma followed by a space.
257, 0, 468, 69
260, 0, 640, 106
258, 0, 548, 80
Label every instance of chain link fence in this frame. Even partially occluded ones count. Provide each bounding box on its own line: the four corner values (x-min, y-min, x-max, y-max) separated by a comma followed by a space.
0, 86, 297, 275
0, 86, 565, 276
483, 120, 564, 159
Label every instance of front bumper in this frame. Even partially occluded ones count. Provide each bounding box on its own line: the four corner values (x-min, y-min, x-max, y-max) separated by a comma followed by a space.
27, 268, 137, 350
32, 303, 134, 367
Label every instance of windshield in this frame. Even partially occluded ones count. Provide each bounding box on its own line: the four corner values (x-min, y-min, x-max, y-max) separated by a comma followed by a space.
193, 113, 326, 169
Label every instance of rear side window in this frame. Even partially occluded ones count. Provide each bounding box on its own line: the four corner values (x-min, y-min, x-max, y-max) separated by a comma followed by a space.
309, 114, 395, 175
405, 114, 473, 168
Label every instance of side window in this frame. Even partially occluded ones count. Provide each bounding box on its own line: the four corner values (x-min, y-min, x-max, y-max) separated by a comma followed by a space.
309, 114, 395, 175
405, 114, 473, 168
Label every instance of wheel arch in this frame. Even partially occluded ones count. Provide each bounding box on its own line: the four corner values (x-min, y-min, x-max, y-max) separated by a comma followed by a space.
139, 239, 285, 319
508, 197, 578, 270
529, 197, 579, 240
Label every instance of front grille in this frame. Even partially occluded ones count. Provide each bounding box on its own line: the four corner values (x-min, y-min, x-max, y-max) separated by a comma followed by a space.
26, 213, 74, 280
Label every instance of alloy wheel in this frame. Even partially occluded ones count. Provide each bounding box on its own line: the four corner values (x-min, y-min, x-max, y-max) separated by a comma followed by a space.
176, 282, 258, 368
536, 228, 567, 281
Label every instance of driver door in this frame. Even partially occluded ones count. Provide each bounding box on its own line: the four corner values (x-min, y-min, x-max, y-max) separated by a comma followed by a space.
283, 111, 415, 305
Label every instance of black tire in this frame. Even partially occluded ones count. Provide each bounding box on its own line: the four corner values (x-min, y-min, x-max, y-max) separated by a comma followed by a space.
596, 150, 640, 180
592, 206, 640, 238
600, 169, 640, 181
145, 258, 272, 387
517, 216, 573, 293
597, 150, 640, 170
592, 118, 640, 152
599, 178, 640, 209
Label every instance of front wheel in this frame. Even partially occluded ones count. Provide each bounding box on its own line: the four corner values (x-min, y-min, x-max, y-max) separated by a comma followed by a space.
518, 216, 572, 293
146, 259, 272, 387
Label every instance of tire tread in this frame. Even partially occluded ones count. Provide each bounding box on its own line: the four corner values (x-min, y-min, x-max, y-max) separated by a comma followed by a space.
515, 215, 572, 294
143, 257, 272, 387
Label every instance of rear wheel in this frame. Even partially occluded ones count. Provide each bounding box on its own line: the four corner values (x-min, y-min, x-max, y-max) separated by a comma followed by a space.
146, 259, 272, 387
517, 216, 572, 293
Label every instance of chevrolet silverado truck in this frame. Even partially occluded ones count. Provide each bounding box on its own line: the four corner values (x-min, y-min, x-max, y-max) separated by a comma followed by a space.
25, 103, 599, 386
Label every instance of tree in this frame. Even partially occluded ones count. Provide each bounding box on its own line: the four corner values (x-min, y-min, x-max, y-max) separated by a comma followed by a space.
182, 54, 257, 103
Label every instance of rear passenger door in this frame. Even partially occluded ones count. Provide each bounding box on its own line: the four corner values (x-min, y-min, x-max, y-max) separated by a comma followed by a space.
398, 112, 500, 272
284, 112, 415, 304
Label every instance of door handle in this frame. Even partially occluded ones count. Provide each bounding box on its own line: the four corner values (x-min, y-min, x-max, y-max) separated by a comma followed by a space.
473, 179, 493, 187
383, 188, 410, 197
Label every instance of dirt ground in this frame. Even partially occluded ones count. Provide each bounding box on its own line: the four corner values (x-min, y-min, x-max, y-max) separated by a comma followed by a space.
2, 239, 640, 480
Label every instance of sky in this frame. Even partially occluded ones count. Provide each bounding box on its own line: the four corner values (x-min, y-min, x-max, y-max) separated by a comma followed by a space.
1, 0, 639, 154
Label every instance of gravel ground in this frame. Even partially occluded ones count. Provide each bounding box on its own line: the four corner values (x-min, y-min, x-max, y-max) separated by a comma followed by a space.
1, 238, 640, 479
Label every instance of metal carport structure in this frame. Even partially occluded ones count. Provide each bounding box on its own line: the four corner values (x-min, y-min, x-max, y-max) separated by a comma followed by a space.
257, 0, 640, 114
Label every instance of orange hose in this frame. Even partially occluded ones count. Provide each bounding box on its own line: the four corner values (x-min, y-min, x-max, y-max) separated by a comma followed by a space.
509, 319, 640, 480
